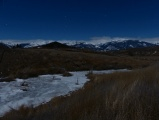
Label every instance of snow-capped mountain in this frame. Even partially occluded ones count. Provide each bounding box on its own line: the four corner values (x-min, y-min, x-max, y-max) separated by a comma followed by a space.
72, 40, 156, 51
98, 40, 156, 51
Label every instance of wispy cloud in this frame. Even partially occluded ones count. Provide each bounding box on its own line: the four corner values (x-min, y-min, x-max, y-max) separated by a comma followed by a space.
88, 36, 159, 44
59, 36, 159, 45
0, 39, 53, 46
140, 37, 159, 44
88, 36, 135, 44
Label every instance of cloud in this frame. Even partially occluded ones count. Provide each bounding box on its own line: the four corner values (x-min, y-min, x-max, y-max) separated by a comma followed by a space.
87, 36, 159, 44
58, 36, 139, 45
140, 37, 159, 44
88, 36, 135, 44
0, 39, 54, 46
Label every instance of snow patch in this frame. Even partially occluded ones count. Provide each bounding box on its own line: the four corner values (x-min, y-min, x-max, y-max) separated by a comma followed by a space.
129, 45, 134, 48
0, 69, 127, 117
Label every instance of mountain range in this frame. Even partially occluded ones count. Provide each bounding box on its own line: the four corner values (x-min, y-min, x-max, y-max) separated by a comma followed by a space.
72, 40, 156, 51
0, 40, 157, 51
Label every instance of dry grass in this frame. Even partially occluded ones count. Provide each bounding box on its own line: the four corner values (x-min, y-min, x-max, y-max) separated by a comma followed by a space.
1, 64, 159, 120
62, 71, 73, 77
0, 48, 158, 81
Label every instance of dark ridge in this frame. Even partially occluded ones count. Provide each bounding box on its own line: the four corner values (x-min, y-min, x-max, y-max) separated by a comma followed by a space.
12, 43, 30, 48
0, 43, 10, 50
39, 42, 72, 49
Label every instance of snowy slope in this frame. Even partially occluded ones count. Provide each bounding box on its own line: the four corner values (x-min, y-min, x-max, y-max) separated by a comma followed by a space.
0, 69, 127, 117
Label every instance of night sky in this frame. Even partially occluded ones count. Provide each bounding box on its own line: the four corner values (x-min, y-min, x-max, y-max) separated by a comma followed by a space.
0, 0, 159, 42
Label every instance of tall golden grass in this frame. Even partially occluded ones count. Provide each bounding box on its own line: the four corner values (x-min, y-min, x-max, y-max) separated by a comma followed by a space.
1, 48, 157, 81
1, 64, 159, 120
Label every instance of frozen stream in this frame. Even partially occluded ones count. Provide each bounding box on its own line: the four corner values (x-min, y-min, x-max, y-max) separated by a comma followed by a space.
0, 69, 127, 117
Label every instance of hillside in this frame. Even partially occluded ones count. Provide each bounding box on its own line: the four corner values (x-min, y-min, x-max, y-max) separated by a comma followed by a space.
0, 47, 158, 81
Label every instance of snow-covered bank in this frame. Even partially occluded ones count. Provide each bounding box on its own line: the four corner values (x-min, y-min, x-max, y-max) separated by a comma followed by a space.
0, 69, 127, 117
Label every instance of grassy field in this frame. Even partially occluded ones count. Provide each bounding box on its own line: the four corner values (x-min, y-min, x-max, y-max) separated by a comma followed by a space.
0, 48, 158, 81
1, 64, 159, 120
1, 48, 159, 119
